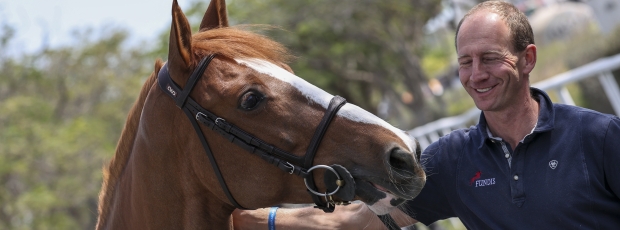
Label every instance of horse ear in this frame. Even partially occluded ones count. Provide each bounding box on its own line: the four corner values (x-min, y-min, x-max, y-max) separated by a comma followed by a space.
168, 0, 193, 84
199, 0, 229, 31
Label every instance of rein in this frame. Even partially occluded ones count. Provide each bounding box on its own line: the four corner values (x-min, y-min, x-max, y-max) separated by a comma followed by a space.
157, 54, 353, 212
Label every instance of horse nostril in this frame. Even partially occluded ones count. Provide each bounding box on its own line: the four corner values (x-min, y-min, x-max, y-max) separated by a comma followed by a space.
388, 148, 415, 175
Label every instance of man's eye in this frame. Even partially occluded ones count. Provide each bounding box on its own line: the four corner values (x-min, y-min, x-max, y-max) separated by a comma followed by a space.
459, 61, 472, 66
484, 57, 499, 62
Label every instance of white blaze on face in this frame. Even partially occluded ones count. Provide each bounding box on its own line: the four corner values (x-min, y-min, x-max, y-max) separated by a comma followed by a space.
235, 58, 415, 152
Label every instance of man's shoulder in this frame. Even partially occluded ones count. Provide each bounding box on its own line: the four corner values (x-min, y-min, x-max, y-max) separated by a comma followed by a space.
423, 126, 479, 159
553, 103, 619, 126
438, 126, 479, 145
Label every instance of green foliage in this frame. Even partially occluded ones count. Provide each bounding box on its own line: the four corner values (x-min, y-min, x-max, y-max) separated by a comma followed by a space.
0, 24, 153, 229
420, 31, 457, 80
222, 0, 443, 128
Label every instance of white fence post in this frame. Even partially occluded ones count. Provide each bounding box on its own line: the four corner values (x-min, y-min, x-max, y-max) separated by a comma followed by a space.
598, 71, 620, 115
558, 86, 576, 106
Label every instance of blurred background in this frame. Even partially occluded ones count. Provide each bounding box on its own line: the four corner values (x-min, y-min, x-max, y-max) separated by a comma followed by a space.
1, 0, 619, 229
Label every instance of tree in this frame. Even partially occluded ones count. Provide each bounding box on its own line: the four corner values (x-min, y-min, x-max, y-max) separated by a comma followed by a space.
0, 24, 155, 229
221, 0, 442, 128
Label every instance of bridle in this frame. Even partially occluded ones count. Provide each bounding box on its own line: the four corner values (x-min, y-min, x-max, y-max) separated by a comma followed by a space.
158, 54, 402, 230
157, 54, 354, 212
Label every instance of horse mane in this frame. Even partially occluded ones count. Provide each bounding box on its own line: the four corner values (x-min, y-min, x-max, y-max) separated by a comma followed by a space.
193, 25, 293, 65
97, 26, 291, 227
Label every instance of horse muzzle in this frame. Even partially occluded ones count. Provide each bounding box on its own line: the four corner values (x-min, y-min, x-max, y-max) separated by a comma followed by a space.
352, 146, 426, 214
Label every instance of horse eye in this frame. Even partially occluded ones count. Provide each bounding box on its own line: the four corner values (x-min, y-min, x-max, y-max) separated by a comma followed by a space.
240, 91, 264, 111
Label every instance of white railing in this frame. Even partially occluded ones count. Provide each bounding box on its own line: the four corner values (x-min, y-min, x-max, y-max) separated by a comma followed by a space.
409, 52, 620, 149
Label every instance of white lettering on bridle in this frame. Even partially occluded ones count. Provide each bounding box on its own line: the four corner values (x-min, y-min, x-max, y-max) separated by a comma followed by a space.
167, 85, 177, 97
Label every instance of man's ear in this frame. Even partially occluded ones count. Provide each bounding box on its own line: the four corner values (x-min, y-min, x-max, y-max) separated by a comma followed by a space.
522, 44, 536, 75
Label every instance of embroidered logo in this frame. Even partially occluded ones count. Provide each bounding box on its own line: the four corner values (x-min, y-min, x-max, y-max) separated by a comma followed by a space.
475, 178, 496, 187
470, 171, 496, 187
549, 160, 558, 169
470, 171, 481, 186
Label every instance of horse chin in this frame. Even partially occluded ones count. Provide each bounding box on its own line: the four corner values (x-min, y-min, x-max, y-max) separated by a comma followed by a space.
354, 179, 419, 215
366, 193, 407, 215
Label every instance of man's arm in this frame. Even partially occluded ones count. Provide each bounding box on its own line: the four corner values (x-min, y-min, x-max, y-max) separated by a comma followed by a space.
604, 116, 620, 198
232, 202, 418, 229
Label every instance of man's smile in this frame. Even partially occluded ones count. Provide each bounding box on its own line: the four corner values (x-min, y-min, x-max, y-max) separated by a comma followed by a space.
476, 87, 493, 93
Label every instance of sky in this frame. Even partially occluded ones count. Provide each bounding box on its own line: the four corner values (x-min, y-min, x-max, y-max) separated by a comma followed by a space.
0, 0, 466, 56
0, 0, 193, 54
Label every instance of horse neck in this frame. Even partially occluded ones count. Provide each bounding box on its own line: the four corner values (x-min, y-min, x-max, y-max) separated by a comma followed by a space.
97, 62, 161, 229
109, 143, 235, 229
101, 80, 235, 229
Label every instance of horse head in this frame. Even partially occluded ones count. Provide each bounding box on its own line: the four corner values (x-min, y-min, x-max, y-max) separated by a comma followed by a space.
96, 0, 425, 228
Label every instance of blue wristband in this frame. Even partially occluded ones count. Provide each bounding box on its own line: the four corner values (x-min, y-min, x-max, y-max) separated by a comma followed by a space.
268, 207, 278, 230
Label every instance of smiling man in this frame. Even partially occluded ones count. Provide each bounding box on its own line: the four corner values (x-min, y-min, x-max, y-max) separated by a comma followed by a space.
455, 1, 539, 150
233, 1, 620, 229
398, 1, 620, 228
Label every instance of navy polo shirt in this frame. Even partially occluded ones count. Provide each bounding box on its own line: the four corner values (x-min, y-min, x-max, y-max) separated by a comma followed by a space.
404, 88, 620, 229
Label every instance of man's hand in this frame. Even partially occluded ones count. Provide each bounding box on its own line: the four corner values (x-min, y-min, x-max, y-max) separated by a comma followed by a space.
232, 202, 418, 229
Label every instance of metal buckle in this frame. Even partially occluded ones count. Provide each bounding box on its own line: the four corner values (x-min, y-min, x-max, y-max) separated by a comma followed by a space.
303, 165, 342, 196
215, 117, 225, 124
195, 112, 206, 120
326, 195, 335, 208
284, 162, 295, 174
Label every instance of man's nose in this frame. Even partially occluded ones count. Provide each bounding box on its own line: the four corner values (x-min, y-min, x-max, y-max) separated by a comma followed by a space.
470, 59, 488, 82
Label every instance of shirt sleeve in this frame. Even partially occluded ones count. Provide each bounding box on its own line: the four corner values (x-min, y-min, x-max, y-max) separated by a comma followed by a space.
603, 116, 620, 199
402, 134, 458, 225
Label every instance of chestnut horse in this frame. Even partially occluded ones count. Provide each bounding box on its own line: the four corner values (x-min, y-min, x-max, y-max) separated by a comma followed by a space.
96, 0, 425, 229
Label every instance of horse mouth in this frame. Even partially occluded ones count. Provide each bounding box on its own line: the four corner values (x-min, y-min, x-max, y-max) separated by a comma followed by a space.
372, 182, 398, 196
354, 176, 425, 209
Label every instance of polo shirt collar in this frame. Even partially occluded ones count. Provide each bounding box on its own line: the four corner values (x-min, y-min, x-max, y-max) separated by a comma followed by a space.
476, 87, 555, 149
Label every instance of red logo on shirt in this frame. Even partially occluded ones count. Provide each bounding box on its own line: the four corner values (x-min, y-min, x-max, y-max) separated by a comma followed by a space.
470, 171, 481, 186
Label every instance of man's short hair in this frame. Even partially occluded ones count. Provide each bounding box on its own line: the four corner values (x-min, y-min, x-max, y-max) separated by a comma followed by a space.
455, 0, 535, 52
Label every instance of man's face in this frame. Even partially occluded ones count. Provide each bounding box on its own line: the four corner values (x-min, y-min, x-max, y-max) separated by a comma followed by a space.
456, 11, 528, 112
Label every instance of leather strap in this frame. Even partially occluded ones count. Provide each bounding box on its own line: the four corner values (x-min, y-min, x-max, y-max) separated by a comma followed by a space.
157, 54, 216, 108
158, 54, 247, 209
183, 105, 246, 209
378, 214, 400, 230
303, 96, 346, 168
304, 96, 347, 212
188, 100, 309, 177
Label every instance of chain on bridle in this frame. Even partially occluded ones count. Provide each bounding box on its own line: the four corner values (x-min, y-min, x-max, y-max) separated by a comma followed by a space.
157, 54, 356, 212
